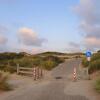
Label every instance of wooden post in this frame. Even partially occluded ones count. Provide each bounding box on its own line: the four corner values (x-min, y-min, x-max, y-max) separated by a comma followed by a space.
87, 68, 90, 80
36, 67, 39, 79
17, 64, 19, 74
40, 68, 43, 78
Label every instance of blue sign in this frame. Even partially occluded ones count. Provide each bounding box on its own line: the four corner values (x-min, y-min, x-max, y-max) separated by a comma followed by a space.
86, 51, 92, 57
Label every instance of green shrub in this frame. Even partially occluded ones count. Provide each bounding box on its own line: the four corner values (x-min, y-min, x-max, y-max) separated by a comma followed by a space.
82, 52, 100, 73
16, 57, 34, 67
0, 71, 11, 91
41, 56, 64, 70
42, 60, 57, 70
63, 57, 69, 59
94, 78, 100, 93
0, 53, 64, 72
4, 65, 16, 73
0, 65, 6, 70
82, 57, 89, 67
32, 57, 43, 66
43, 56, 64, 63
91, 53, 100, 62
89, 59, 100, 74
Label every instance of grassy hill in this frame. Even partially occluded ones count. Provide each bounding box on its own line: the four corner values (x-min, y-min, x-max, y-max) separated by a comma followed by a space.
0, 51, 84, 73
0, 52, 65, 72
36, 51, 84, 58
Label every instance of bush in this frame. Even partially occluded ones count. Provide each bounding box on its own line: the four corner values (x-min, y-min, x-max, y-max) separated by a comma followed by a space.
42, 60, 57, 70
0, 53, 64, 72
94, 78, 100, 93
0, 71, 11, 91
41, 56, 64, 70
89, 59, 100, 74
4, 65, 16, 73
82, 57, 89, 67
43, 56, 64, 63
0, 65, 6, 70
91, 53, 100, 62
82, 52, 100, 73
16, 57, 35, 67
16, 57, 44, 67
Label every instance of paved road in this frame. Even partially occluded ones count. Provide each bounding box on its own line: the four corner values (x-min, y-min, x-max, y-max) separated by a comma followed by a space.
0, 59, 89, 100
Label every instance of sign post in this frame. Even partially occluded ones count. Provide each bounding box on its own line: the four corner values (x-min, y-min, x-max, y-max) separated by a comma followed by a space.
85, 51, 92, 79
86, 51, 92, 61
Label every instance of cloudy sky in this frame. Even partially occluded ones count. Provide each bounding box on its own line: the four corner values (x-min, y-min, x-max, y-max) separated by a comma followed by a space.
0, 0, 99, 54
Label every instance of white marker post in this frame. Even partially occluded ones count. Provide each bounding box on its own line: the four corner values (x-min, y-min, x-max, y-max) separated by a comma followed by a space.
86, 51, 92, 79
73, 67, 77, 81
87, 57, 91, 62
86, 51, 92, 61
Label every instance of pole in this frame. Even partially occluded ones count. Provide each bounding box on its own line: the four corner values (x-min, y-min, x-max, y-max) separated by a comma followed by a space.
40, 67, 43, 78
73, 67, 77, 81
36, 67, 39, 79
33, 67, 36, 80
17, 64, 19, 74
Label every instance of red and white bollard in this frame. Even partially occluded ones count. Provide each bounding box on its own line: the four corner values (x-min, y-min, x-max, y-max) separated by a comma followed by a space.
33, 67, 36, 80
73, 67, 77, 81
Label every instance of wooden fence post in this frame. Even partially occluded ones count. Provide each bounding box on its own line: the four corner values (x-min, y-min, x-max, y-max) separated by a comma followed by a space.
40, 68, 43, 78
16, 65, 43, 80
36, 67, 38, 79
17, 64, 19, 74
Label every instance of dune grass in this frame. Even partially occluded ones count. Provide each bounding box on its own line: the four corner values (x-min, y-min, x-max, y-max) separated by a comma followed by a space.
0, 71, 12, 91
94, 78, 100, 93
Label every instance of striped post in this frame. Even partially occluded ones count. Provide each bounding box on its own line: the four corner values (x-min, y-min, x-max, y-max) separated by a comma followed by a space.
73, 67, 77, 81
33, 67, 36, 80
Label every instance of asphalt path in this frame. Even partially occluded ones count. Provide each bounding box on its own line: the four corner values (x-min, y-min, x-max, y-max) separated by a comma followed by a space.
0, 59, 89, 100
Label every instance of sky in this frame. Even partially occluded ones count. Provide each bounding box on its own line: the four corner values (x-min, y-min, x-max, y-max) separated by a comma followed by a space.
0, 0, 100, 54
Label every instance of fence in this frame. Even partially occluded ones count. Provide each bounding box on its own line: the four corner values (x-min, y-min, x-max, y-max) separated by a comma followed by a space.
17, 64, 43, 80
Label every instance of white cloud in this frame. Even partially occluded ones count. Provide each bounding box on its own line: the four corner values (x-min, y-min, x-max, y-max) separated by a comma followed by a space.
19, 46, 43, 54
0, 35, 8, 45
0, 25, 8, 45
18, 27, 46, 46
66, 42, 82, 53
0, 35, 8, 52
74, 0, 100, 24
84, 37, 100, 49
68, 42, 80, 48
74, 0, 100, 51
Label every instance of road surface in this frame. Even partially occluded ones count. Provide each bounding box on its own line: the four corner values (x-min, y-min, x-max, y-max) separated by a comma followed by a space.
0, 59, 92, 100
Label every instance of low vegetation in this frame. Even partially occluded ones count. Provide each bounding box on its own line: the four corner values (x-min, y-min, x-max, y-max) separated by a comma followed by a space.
94, 78, 100, 93
0, 71, 11, 91
89, 59, 100, 73
0, 52, 65, 73
82, 51, 100, 93
82, 52, 100, 74
82, 57, 89, 68
37, 51, 84, 57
